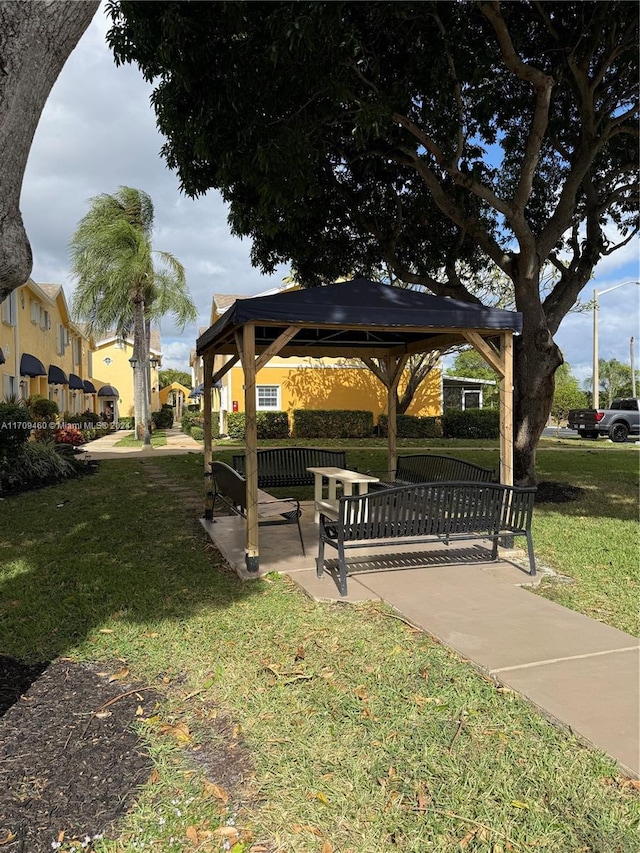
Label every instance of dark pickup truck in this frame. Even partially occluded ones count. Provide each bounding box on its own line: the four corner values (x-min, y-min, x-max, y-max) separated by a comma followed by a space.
568, 398, 640, 442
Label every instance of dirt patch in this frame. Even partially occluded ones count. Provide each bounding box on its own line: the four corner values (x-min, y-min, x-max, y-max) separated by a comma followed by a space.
0, 657, 158, 852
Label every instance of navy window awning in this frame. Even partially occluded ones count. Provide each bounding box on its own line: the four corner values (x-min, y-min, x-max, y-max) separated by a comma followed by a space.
97, 385, 119, 397
189, 381, 221, 398
83, 380, 96, 393
0, 347, 5, 366
48, 365, 68, 385
20, 353, 47, 377
69, 373, 84, 390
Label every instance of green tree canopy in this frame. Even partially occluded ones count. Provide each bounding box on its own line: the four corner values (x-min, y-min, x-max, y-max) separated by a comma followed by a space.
70, 186, 196, 443
159, 369, 192, 389
550, 363, 587, 426
587, 358, 634, 407
107, 1, 639, 482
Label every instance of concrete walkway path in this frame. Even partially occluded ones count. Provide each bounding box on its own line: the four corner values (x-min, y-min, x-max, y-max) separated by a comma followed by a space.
78, 426, 202, 459
288, 561, 640, 779
201, 502, 639, 777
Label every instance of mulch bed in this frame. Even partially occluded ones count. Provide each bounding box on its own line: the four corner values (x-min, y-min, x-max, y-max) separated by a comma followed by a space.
0, 657, 158, 852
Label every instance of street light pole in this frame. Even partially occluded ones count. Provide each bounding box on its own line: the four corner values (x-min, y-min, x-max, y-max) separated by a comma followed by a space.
592, 280, 640, 409
631, 336, 636, 398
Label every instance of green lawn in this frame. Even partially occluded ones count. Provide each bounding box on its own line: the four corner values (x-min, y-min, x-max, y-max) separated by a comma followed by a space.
1, 446, 638, 852
114, 430, 168, 448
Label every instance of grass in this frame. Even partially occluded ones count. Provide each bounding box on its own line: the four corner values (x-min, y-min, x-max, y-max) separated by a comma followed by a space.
115, 430, 168, 448
1, 449, 638, 852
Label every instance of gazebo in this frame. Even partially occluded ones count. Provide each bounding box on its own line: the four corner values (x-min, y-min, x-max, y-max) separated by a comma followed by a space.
196, 278, 522, 572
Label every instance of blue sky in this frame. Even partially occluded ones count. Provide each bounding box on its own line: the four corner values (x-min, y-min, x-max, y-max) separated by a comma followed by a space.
20, 5, 639, 382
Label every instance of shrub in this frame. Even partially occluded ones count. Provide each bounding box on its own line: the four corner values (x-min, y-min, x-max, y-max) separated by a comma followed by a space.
0, 441, 78, 495
442, 408, 500, 439
226, 411, 290, 440
152, 404, 174, 429
181, 410, 202, 434
28, 396, 59, 420
118, 417, 135, 431
0, 402, 31, 455
292, 409, 373, 438
377, 414, 442, 439
190, 426, 204, 441
53, 425, 86, 446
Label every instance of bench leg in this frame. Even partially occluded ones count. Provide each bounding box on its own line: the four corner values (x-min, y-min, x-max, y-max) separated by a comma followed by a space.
337, 543, 348, 597
526, 531, 536, 576
316, 532, 325, 579
295, 514, 306, 556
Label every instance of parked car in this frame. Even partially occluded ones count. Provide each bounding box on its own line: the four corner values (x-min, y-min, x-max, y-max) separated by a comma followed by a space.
567, 398, 640, 442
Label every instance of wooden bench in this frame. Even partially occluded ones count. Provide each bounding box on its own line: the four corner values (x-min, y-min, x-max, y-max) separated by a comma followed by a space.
316, 481, 537, 596
368, 453, 496, 489
232, 447, 348, 488
211, 461, 305, 555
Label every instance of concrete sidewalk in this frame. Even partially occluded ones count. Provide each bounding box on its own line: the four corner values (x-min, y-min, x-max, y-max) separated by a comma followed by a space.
202, 507, 639, 778
78, 426, 202, 459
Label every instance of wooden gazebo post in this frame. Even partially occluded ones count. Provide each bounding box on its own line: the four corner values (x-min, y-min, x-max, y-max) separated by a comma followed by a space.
202, 350, 214, 519
239, 323, 259, 572
463, 330, 514, 485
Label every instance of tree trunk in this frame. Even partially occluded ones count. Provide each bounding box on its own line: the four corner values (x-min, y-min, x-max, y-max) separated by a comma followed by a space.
513, 317, 563, 485
133, 297, 151, 445
0, 0, 99, 299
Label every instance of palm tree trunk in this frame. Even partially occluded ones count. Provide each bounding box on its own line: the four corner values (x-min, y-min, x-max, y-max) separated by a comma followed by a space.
133, 296, 151, 445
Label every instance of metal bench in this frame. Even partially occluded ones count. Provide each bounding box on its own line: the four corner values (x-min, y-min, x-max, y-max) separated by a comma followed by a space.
368, 453, 496, 489
232, 447, 348, 488
211, 461, 305, 555
316, 481, 536, 596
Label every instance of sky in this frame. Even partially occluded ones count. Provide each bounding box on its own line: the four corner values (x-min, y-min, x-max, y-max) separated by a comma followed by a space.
20, 4, 640, 382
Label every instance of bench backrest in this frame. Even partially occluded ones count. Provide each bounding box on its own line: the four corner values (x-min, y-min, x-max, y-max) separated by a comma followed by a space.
232, 447, 348, 487
211, 460, 247, 511
396, 454, 496, 484
336, 481, 536, 541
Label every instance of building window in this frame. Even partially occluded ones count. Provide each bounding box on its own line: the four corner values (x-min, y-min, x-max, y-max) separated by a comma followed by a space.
256, 385, 280, 410
31, 299, 41, 324
40, 309, 51, 331
72, 337, 82, 365
57, 324, 69, 356
2, 374, 17, 400
1, 292, 17, 327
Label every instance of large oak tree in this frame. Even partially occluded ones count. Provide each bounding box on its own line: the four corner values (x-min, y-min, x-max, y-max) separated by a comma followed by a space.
0, 0, 99, 300
108, 1, 638, 482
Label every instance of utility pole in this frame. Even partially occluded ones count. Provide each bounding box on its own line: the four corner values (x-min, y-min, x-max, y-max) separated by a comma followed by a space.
631, 337, 636, 398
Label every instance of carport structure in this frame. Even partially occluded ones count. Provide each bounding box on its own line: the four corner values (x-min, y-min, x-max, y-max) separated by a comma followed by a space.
196, 278, 522, 572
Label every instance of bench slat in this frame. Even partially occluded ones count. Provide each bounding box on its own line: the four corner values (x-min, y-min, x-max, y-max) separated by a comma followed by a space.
232, 448, 348, 488
317, 481, 536, 596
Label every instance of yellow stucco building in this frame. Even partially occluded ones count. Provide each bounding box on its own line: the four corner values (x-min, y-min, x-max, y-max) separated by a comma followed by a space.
1, 280, 163, 420
0, 280, 97, 412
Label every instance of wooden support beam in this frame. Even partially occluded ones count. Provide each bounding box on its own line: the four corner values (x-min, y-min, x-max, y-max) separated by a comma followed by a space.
385, 355, 409, 480
500, 332, 514, 485
241, 323, 259, 572
255, 326, 301, 372
463, 331, 504, 377
202, 350, 215, 520
211, 354, 239, 385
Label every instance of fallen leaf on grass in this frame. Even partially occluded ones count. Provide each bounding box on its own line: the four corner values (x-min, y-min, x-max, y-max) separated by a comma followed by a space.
321, 841, 334, 853
0, 831, 16, 846
108, 667, 130, 682
159, 722, 192, 743
95, 710, 112, 719
98, 628, 114, 634
354, 685, 369, 701
203, 780, 229, 804
510, 800, 529, 809
148, 768, 160, 784
291, 824, 322, 836
186, 825, 200, 845
213, 826, 240, 840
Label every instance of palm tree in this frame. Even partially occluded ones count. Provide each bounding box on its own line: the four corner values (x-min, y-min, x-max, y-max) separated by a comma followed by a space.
69, 187, 196, 444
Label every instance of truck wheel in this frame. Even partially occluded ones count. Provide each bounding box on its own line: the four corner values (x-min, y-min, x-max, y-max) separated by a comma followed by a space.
610, 423, 629, 443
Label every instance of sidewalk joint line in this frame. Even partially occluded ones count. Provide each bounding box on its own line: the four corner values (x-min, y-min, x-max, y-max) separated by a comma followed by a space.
490, 645, 639, 674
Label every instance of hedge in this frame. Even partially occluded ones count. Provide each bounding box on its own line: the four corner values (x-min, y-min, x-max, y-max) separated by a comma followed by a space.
441, 408, 500, 439
292, 409, 373, 438
226, 411, 289, 440
0, 402, 31, 455
377, 414, 442, 439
